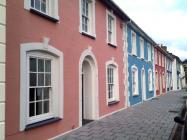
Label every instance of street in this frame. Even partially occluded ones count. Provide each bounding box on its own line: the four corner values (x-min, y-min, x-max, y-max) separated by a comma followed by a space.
53, 90, 186, 140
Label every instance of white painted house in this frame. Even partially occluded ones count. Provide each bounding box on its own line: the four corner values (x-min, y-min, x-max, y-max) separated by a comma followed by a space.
172, 55, 182, 90
0, 0, 6, 139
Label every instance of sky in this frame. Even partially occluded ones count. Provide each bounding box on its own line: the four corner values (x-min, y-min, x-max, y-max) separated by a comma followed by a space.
113, 0, 187, 60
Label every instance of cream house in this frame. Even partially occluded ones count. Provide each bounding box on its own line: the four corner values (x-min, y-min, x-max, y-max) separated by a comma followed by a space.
0, 0, 6, 139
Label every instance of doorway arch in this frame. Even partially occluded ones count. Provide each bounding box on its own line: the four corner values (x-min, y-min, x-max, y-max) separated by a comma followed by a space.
79, 49, 99, 126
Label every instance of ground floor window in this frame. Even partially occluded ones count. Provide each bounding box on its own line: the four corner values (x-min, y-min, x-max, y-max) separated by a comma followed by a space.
132, 66, 138, 96
106, 60, 119, 103
20, 42, 63, 131
148, 69, 153, 91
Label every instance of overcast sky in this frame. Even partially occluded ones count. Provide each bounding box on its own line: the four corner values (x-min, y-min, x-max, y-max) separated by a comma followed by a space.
113, 0, 187, 60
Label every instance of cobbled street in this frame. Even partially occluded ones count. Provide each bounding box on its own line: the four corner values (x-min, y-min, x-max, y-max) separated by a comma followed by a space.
54, 90, 186, 140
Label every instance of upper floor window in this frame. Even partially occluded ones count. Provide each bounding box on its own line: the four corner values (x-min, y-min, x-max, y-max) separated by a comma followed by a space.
131, 31, 137, 56
132, 66, 138, 96
162, 54, 165, 67
24, 0, 59, 20
31, 0, 48, 14
106, 61, 119, 103
148, 69, 153, 91
148, 43, 152, 61
107, 11, 116, 45
80, 0, 95, 37
140, 38, 144, 59
159, 52, 161, 66
155, 50, 157, 64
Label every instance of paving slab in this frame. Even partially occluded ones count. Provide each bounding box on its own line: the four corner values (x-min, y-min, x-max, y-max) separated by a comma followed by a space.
54, 90, 186, 140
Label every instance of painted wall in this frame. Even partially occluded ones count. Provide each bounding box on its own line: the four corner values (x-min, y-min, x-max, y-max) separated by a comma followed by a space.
154, 48, 166, 96
127, 26, 154, 106
6, 0, 127, 139
166, 57, 173, 91
172, 59, 177, 90
0, 0, 6, 139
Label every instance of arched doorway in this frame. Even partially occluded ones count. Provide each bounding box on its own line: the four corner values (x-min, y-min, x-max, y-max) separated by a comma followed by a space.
141, 68, 146, 101
79, 50, 99, 126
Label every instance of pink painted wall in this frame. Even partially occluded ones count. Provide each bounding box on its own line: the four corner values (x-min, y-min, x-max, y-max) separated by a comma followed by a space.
154, 48, 166, 96
6, 0, 126, 139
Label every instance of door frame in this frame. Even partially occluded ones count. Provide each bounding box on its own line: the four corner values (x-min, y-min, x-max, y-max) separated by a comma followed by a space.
79, 48, 99, 127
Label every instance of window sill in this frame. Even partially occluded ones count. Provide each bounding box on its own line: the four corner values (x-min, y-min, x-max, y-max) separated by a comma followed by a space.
81, 32, 96, 40
108, 42, 117, 48
30, 8, 59, 23
132, 94, 139, 97
132, 54, 137, 57
25, 117, 61, 131
108, 100, 119, 106
140, 58, 144, 60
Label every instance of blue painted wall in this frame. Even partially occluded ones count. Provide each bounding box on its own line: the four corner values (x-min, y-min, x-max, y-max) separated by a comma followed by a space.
127, 25, 154, 106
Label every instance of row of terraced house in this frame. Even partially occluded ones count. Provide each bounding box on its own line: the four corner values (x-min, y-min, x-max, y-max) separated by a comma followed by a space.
0, 0, 186, 140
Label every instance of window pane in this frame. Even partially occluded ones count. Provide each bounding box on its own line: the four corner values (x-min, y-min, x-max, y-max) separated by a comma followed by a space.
45, 74, 51, 86
31, 0, 34, 8
29, 103, 35, 117
38, 73, 44, 86
29, 88, 35, 101
36, 88, 43, 100
44, 88, 49, 99
36, 101, 43, 115
44, 101, 49, 113
35, 0, 41, 10
30, 73, 37, 86
30, 58, 36, 72
45, 60, 51, 72
41, 0, 46, 13
38, 59, 44, 72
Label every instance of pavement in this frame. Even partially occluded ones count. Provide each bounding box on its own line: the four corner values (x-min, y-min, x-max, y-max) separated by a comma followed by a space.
54, 90, 187, 140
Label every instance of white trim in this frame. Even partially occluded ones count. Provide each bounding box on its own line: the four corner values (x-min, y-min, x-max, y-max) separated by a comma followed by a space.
141, 67, 146, 101
148, 69, 153, 91
131, 31, 137, 56
79, 48, 99, 127
106, 10, 117, 46
131, 65, 138, 96
20, 40, 63, 131
105, 59, 119, 104
140, 37, 144, 59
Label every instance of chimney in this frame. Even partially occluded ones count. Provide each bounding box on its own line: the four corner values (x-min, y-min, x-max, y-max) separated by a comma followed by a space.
161, 45, 167, 51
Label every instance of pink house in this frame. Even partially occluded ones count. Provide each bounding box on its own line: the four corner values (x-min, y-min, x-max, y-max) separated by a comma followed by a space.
6, 0, 129, 139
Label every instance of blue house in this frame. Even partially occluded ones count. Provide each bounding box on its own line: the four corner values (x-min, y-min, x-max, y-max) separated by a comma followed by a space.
126, 21, 156, 106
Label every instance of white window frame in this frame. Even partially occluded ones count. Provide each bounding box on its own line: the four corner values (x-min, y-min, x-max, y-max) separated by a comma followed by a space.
140, 38, 144, 59
27, 52, 54, 124
159, 52, 161, 66
24, 0, 59, 20
147, 43, 151, 61
162, 54, 164, 67
106, 60, 119, 103
155, 49, 157, 65
106, 10, 117, 46
131, 31, 137, 56
148, 69, 153, 91
131, 65, 139, 96
79, 0, 96, 37
20, 41, 63, 131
